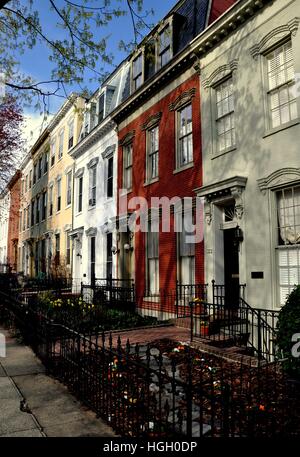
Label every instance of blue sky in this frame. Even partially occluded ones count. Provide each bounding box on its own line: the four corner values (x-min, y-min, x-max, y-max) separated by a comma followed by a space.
19, 0, 176, 120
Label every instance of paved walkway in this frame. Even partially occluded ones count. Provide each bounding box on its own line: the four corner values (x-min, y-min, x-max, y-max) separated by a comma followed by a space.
107, 325, 191, 347
0, 327, 115, 437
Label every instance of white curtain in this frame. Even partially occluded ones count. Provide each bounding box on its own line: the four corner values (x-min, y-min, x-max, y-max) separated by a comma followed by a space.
278, 187, 300, 244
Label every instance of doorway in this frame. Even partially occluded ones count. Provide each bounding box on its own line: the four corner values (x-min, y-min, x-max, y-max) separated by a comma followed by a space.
223, 228, 240, 308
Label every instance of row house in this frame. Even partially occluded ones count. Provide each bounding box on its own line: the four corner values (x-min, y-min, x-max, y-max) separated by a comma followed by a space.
46, 95, 84, 279
69, 64, 129, 287
7, 170, 21, 272
112, 0, 237, 318
19, 153, 33, 275
192, 0, 300, 310
19, 130, 50, 277
0, 190, 10, 269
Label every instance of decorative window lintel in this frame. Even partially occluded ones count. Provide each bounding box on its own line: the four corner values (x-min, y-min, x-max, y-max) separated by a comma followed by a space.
141, 112, 162, 131
102, 144, 116, 159
169, 88, 196, 112
250, 18, 300, 60
119, 130, 135, 146
202, 59, 239, 90
87, 157, 99, 169
75, 167, 84, 178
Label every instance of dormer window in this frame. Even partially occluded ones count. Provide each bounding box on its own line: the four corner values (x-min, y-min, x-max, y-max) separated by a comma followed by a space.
98, 93, 105, 123
132, 53, 143, 90
158, 24, 171, 68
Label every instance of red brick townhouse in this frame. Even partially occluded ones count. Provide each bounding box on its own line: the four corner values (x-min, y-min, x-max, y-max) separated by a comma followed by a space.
112, 0, 237, 318
7, 170, 22, 272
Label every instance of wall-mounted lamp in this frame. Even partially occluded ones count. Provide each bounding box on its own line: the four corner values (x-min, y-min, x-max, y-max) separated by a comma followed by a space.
76, 252, 82, 258
234, 226, 244, 251
111, 246, 119, 255
124, 243, 133, 252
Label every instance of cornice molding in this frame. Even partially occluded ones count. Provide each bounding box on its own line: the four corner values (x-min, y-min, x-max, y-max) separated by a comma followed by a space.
169, 88, 196, 111
69, 118, 115, 159
119, 130, 135, 146
141, 112, 162, 131
250, 17, 300, 59
203, 59, 239, 89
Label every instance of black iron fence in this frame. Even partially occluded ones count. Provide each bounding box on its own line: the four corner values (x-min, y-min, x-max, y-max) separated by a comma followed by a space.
138, 283, 208, 319
81, 277, 135, 312
212, 280, 246, 306
190, 298, 280, 363
0, 290, 299, 437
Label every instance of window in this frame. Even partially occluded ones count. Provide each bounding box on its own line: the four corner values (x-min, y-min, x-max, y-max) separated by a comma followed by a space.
132, 54, 143, 90
42, 191, 47, 221
57, 178, 61, 212
147, 126, 159, 181
215, 77, 235, 152
38, 156, 42, 180
78, 176, 83, 213
177, 104, 193, 168
55, 234, 60, 265
123, 143, 133, 190
68, 120, 74, 150
31, 200, 35, 226
266, 41, 298, 129
66, 171, 72, 206
98, 93, 105, 123
89, 166, 97, 207
27, 205, 30, 228
58, 130, 64, 159
66, 233, 71, 265
90, 236, 96, 284
44, 152, 48, 174
33, 163, 37, 185
25, 175, 28, 192
23, 209, 26, 231
146, 221, 159, 294
50, 139, 56, 167
36, 195, 40, 224
178, 214, 195, 285
277, 186, 300, 304
158, 25, 171, 68
29, 170, 32, 188
49, 186, 53, 216
107, 156, 113, 198
106, 232, 113, 278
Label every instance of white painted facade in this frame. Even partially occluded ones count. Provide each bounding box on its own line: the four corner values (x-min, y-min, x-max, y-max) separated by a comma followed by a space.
0, 190, 10, 266
195, 0, 300, 309
70, 63, 130, 287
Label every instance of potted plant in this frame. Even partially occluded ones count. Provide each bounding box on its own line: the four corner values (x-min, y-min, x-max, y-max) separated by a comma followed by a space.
192, 297, 206, 315
199, 320, 209, 336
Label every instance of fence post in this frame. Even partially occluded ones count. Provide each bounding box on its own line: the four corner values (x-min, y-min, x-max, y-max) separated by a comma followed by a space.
212, 280, 215, 305
176, 280, 179, 318
190, 301, 193, 342
257, 309, 262, 360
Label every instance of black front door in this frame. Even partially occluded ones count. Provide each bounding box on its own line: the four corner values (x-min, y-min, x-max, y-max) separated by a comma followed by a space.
223, 229, 239, 308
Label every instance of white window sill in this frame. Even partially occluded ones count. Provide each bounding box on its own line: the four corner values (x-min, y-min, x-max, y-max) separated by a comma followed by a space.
143, 296, 160, 302
88, 206, 96, 211
120, 188, 132, 196
173, 162, 194, 174
263, 118, 300, 138
65, 204, 71, 210
212, 146, 237, 160
144, 177, 159, 187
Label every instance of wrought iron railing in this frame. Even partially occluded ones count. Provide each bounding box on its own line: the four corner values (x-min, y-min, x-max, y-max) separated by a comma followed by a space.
0, 289, 298, 438
81, 277, 135, 312
212, 280, 246, 306
190, 298, 280, 363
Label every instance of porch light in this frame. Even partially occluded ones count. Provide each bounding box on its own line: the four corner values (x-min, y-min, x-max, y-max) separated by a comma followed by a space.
124, 243, 133, 252
234, 226, 244, 243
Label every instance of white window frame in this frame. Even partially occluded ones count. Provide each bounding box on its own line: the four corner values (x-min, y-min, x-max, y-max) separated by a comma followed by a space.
89, 166, 97, 207
123, 143, 133, 191
146, 125, 159, 182
66, 171, 72, 207
264, 40, 298, 132
58, 129, 64, 160
214, 76, 236, 154
176, 103, 193, 169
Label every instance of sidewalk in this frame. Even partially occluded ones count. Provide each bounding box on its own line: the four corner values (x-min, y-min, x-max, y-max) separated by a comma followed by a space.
0, 327, 115, 437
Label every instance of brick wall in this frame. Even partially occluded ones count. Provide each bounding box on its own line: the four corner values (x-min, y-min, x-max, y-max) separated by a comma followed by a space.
117, 74, 204, 300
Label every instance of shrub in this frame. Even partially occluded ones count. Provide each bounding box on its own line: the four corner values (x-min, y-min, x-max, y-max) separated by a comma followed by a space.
276, 285, 300, 378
